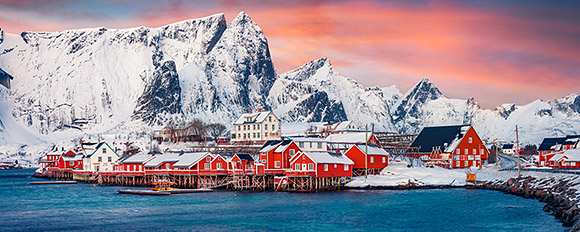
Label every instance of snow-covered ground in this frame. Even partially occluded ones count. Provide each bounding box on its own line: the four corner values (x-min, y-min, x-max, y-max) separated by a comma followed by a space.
346, 159, 579, 188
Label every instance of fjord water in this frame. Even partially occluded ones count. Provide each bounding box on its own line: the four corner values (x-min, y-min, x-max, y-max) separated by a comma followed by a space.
0, 169, 565, 231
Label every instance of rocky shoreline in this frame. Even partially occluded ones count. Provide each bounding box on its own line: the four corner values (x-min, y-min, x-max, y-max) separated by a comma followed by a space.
476, 176, 580, 231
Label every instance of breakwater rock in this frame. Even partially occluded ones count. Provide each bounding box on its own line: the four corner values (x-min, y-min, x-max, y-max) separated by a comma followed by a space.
477, 176, 580, 231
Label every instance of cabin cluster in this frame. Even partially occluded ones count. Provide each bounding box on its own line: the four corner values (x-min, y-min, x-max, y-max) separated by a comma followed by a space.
537, 135, 580, 168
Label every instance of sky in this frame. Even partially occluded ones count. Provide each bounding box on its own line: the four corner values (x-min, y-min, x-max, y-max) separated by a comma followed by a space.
1, 0, 579, 109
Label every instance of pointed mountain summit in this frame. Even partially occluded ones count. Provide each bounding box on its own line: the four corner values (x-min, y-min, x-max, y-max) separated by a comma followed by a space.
283, 57, 333, 82
393, 77, 444, 123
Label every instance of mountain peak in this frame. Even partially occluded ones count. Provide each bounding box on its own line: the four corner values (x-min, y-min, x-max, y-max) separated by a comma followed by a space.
405, 76, 442, 99
282, 57, 333, 82
231, 11, 253, 26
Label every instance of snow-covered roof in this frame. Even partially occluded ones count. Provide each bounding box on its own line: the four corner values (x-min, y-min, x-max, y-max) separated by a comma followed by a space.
410, 125, 472, 153
233, 111, 274, 125
143, 153, 181, 168
171, 152, 210, 168
334, 121, 358, 131
290, 137, 325, 142
553, 149, 580, 162
62, 155, 83, 162
259, 141, 280, 153
302, 152, 354, 165
353, 145, 389, 156
326, 132, 371, 144
46, 150, 63, 156
120, 153, 155, 164
274, 141, 294, 153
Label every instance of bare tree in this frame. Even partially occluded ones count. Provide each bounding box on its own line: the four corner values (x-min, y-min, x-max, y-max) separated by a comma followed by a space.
190, 118, 206, 141
207, 123, 227, 142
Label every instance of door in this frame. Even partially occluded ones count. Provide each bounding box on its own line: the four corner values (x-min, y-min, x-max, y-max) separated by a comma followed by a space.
302, 163, 307, 171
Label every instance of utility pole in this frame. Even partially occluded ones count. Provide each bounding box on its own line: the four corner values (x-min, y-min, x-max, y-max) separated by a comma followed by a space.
365, 124, 368, 179
516, 125, 521, 179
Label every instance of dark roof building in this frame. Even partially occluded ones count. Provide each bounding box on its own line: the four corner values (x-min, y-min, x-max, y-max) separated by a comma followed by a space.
410, 125, 470, 153
538, 137, 567, 151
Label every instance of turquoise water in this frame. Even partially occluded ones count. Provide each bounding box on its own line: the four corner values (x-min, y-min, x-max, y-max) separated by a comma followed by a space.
0, 169, 566, 231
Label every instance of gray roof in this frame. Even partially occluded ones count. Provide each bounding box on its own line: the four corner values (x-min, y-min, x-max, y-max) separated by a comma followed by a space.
353, 145, 389, 156
171, 152, 211, 169
299, 152, 354, 165
120, 153, 155, 164
143, 153, 180, 168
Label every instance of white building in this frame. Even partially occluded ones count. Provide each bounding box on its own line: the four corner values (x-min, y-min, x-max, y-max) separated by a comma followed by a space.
232, 109, 281, 143
288, 137, 328, 152
81, 142, 120, 172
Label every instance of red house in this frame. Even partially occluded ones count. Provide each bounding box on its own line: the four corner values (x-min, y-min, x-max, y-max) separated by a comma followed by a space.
39, 150, 64, 172
537, 137, 567, 167
115, 153, 155, 173
258, 140, 301, 174
548, 149, 580, 169
143, 153, 180, 174
409, 125, 488, 169
229, 154, 255, 175
344, 145, 389, 175
171, 152, 213, 175
210, 154, 229, 175
286, 151, 354, 177
55, 150, 83, 170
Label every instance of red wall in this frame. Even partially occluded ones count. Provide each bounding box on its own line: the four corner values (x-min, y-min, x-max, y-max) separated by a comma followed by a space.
451, 127, 487, 169
260, 142, 301, 170
289, 152, 352, 177
344, 146, 388, 169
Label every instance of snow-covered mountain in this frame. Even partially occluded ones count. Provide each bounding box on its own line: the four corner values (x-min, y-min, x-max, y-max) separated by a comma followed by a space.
0, 11, 579, 163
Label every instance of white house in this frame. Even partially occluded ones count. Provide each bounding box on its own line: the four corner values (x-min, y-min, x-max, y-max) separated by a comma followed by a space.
232, 109, 281, 143
289, 137, 328, 152
82, 142, 120, 172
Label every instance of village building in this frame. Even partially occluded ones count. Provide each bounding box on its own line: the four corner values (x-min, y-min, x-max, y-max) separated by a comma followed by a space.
320, 121, 360, 136
344, 145, 389, 175
231, 109, 281, 144
39, 150, 64, 172
143, 153, 181, 172
538, 137, 568, 167
325, 132, 379, 151
258, 140, 301, 175
286, 151, 354, 177
229, 153, 256, 174
81, 142, 121, 172
290, 137, 328, 152
115, 153, 155, 172
548, 149, 580, 169
55, 150, 83, 170
501, 144, 516, 155
409, 125, 488, 169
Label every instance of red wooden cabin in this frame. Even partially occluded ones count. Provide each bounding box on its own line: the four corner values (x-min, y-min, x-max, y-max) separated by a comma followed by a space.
258, 140, 300, 175
115, 153, 155, 174
143, 153, 180, 174
286, 151, 353, 177
548, 149, 580, 169
325, 132, 379, 151
210, 154, 229, 175
55, 150, 83, 170
409, 125, 488, 169
229, 154, 255, 175
171, 152, 213, 175
537, 137, 567, 167
344, 145, 389, 175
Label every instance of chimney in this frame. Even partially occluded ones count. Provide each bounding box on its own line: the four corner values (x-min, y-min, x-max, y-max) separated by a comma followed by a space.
258, 108, 262, 112
249, 109, 252, 113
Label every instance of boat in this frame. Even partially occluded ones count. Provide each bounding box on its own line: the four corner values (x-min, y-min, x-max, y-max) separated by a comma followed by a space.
117, 179, 213, 195
30, 181, 78, 185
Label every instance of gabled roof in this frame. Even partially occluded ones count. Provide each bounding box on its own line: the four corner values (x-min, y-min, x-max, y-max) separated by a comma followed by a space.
171, 152, 211, 169
325, 132, 373, 144
85, 142, 120, 158
502, 144, 514, 150
538, 137, 567, 151
559, 149, 580, 162
334, 121, 358, 131
563, 137, 580, 146
119, 153, 155, 164
233, 111, 275, 125
352, 145, 389, 156
299, 152, 354, 165
143, 153, 180, 168
410, 125, 471, 153
62, 155, 83, 162
259, 140, 282, 153
234, 153, 254, 161
273, 140, 293, 153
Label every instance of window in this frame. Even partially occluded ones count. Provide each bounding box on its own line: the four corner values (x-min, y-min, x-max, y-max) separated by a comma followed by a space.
69, 161, 74, 166
308, 163, 313, 170
108, 157, 112, 162
344, 164, 349, 171
317, 142, 322, 149
290, 149, 295, 156
103, 148, 107, 153
572, 162, 576, 166
217, 163, 222, 169
269, 116, 272, 122
465, 161, 468, 166
370, 157, 374, 163
238, 134, 241, 139
247, 163, 252, 169
309, 142, 312, 148
468, 155, 474, 160
464, 149, 468, 154
480, 149, 484, 154
382, 157, 386, 163
453, 155, 459, 160
469, 137, 472, 143
206, 157, 211, 162
295, 163, 300, 170
302, 155, 305, 159
456, 161, 460, 166
262, 159, 266, 163
98, 157, 102, 162
299, 142, 304, 148
205, 163, 210, 169
238, 126, 240, 131
324, 164, 328, 171
473, 149, 476, 154
257, 133, 260, 138
276, 161, 281, 168
475, 155, 481, 160
334, 164, 337, 168
456, 149, 460, 154
257, 125, 260, 130
253, 125, 256, 130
